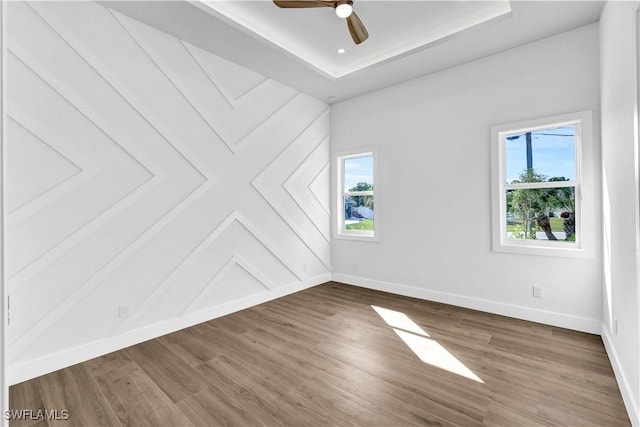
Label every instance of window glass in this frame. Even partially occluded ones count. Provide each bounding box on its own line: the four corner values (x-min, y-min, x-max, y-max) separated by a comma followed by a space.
344, 195, 374, 232
506, 186, 576, 242
338, 152, 376, 239
344, 156, 374, 192
505, 125, 576, 184
503, 123, 577, 244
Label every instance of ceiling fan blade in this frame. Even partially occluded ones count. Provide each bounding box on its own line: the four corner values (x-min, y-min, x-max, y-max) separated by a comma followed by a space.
347, 11, 368, 45
273, 0, 334, 8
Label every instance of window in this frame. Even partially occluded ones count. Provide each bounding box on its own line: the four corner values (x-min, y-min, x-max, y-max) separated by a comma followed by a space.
335, 151, 377, 240
492, 111, 591, 256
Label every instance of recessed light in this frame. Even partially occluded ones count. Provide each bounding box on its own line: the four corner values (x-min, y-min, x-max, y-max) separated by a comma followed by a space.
338, 48, 345, 54
328, 96, 335, 101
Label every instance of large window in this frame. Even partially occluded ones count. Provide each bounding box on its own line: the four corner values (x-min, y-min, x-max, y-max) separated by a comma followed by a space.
492, 111, 591, 256
335, 151, 377, 240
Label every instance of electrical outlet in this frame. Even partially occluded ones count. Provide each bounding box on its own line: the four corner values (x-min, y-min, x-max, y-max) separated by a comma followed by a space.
614, 318, 618, 335
533, 286, 543, 297
352, 261, 359, 271
119, 304, 130, 319
302, 263, 307, 272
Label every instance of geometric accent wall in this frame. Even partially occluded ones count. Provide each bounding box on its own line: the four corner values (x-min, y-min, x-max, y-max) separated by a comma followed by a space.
5, 1, 330, 382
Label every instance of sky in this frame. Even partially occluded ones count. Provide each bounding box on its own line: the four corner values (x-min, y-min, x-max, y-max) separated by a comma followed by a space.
505, 125, 575, 183
344, 155, 374, 191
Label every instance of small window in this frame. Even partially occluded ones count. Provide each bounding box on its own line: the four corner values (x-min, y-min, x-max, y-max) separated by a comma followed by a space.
335, 151, 377, 240
492, 111, 591, 256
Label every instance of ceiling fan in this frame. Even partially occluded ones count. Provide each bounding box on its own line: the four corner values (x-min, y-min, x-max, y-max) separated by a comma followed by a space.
273, 0, 369, 45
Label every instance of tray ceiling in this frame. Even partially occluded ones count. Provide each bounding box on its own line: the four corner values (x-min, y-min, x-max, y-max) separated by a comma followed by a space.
103, 1, 605, 103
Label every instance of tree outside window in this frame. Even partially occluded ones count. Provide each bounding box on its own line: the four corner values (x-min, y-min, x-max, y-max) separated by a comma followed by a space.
338, 153, 376, 237
503, 125, 577, 243
492, 111, 590, 256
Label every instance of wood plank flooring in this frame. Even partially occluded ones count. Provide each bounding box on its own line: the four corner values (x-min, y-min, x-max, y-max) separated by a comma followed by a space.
9, 282, 631, 426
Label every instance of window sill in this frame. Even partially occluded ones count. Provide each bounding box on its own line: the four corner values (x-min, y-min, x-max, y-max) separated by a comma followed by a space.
493, 240, 589, 258
334, 232, 379, 242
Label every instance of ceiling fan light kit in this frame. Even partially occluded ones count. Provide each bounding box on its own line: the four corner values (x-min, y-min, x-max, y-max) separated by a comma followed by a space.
273, 0, 368, 45
335, 2, 353, 18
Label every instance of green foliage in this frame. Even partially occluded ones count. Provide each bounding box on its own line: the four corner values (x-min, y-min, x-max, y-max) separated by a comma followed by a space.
349, 182, 373, 192
510, 223, 536, 240
349, 182, 374, 209
510, 170, 549, 215
510, 224, 526, 239
508, 169, 575, 241
507, 218, 564, 232
345, 219, 374, 231
350, 195, 374, 210
548, 177, 574, 213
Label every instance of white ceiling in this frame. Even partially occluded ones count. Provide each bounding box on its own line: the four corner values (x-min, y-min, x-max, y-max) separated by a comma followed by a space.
197, 1, 512, 78
103, 1, 605, 104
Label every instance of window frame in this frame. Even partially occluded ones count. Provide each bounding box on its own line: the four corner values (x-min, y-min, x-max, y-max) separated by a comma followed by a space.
491, 111, 591, 257
334, 149, 379, 241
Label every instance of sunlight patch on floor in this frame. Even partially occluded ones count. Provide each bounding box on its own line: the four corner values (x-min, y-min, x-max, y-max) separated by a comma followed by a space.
371, 305, 483, 383
371, 305, 430, 336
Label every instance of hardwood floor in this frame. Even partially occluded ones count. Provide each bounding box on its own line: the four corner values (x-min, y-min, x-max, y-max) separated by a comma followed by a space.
9, 282, 630, 426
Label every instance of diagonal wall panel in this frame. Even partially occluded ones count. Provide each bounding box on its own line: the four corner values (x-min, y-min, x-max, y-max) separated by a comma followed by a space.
5, 118, 81, 214
110, 9, 300, 153
252, 109, 332, 269
6, 52, 154, 278
310, 164, 331, 215
183, 43, 267, 106
184, 257, 274, 313
284, 136, 331, 242
5, 0, 330, 381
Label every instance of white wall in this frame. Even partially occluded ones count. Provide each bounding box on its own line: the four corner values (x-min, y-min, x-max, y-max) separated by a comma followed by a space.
4, 1, 330, 384
600, 2, 640, 425
0, 0, 8, 421
331, 24, 603, 333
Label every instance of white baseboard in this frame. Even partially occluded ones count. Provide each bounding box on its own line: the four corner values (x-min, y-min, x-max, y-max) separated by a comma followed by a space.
601, 326, 640, 427
8, 274, 331, 386
331, 273, 601, 334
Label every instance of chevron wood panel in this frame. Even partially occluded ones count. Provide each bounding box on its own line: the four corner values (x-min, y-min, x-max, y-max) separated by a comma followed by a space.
5, 0, 330, 376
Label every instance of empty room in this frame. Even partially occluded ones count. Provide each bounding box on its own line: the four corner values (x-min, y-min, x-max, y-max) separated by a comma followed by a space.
0, 0, 639, 425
